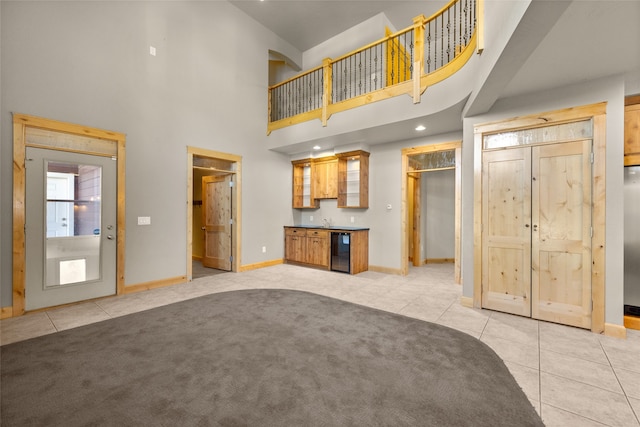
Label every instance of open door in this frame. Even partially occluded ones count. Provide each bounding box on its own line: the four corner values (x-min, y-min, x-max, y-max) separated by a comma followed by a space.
202, 174, 232, 271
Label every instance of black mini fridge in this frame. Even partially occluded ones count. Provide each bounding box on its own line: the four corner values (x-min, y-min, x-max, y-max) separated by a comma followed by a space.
331, 232, 351, 273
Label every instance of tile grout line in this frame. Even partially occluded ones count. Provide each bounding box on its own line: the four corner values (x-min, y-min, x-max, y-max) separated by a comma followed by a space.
44, 311, 60, 333
599, 338, 640, 425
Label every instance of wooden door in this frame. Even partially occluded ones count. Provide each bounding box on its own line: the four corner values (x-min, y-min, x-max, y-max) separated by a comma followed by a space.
482, 147, 532, 317
202, 174, 232, 271
531, 141, 592, 328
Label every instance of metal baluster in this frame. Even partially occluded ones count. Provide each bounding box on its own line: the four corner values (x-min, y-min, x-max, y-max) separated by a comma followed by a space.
427, 22, 431, 73
447, 8, 451, 63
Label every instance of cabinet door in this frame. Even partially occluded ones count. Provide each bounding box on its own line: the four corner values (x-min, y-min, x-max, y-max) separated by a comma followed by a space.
624, 103, 640, 165
285, 229, 306, 263
313, 160, 338, 199
306, 229, 329, 266
482, 147, 532, 317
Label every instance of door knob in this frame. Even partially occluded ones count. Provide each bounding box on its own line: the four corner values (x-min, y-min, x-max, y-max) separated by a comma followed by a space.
107, 235, 114, 240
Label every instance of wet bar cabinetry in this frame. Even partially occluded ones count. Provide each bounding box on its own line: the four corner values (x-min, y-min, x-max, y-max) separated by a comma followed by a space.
625, 96, 640, 166
284, 226, 369, 274
291, 150, 369, 209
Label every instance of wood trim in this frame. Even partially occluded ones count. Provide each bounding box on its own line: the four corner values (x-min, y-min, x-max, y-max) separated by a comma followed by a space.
625, 94, 640, 106
624, 154, 640, 166
474, 102, 607, 135
1, 306, 14, 319
116, 139, 126, 295
401, 141, 462, 278
368, 265, 402, 275
473, 102, 607, 332
122, 276, 187, 295
460, 296, 473, 308
186, 146, 242, 279
240, 259, 284, 272
12, 113, 126, 316
604, 323, 627, 339
425, 258, 455, 264
591, 113, 606, 334
12, 121, 27, 316
476, 0, 485, 54
454, 146, 462, 284
624, 315, 640, 331
13, 113, 126, 143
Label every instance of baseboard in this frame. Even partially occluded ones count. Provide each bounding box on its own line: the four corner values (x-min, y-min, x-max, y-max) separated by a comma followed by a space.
123, 275, 188, 295
604, 322, 627, 339
624, 315, 640, 332
240, 259, 283, 272
368, 265, 403, 275
460, 296, 473, 308
424, 258, 454, 264
192, 255, 203, 262
1, 306, 13, 319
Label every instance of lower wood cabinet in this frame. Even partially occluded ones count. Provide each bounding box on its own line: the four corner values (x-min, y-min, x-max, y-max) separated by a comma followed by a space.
284, 227, 368, 274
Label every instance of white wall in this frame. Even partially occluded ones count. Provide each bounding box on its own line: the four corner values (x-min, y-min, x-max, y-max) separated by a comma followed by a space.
422, 170, 455, 261
0, 1, 298, 303
302, 13, 394, 70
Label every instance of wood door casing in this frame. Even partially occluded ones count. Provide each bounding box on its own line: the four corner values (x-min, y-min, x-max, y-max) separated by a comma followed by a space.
202, 175, 232, 271
482, 147, 532, 317
532, 140, 592, 328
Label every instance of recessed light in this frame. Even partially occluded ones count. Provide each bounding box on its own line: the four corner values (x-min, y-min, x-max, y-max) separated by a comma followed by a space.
313, 145, 321, 150
415, 125, 426, 131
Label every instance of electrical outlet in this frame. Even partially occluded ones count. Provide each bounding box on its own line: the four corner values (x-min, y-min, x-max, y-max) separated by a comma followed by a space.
262, 246, 266, 253
310, 216, 314, 222
149, 46, 157, 56
137, 216, 151, 225
350, 216, 355, 223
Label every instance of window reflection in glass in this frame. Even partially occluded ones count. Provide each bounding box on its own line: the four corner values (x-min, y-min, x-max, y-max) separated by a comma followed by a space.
45, 162, 102, 287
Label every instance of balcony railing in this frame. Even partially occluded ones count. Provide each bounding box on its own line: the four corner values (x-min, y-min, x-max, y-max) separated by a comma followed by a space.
268, 0, 483, 134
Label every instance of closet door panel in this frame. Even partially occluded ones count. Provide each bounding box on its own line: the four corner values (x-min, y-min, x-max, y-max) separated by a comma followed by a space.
532, 140, 592, 328
482, 148, 532, 317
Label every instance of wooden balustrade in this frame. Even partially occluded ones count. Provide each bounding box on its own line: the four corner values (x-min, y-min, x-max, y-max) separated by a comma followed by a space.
267, 0, 483, 134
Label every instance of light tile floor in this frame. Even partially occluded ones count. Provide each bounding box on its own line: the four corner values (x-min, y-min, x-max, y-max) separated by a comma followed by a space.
2, 263, 640, 427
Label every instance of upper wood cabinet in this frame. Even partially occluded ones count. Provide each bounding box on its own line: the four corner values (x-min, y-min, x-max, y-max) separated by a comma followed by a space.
291, 151, 369, 209
292, 159, 318, 209
337, 150, 369, 208
625, 97, 640, 166
312, 157, 338, 199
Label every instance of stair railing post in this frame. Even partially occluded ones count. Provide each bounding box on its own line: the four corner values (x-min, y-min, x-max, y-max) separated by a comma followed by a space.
412, 15, 426, 103
322, 57, 332, 126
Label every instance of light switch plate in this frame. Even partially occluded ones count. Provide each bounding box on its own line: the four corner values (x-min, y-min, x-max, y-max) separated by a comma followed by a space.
138, 216, 151, 225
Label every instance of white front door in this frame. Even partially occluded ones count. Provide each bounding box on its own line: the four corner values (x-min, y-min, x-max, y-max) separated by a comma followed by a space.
25, 147, 117, 310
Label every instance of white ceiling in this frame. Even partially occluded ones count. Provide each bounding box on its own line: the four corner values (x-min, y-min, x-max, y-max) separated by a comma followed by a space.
229, 0, 640, 151
229, 0, 442, 52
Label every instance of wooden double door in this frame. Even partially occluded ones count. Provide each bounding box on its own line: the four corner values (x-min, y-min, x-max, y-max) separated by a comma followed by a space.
482, 139, 593, 329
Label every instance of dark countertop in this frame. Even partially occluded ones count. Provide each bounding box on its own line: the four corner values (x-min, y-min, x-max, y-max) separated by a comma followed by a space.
285, 225, 370, 231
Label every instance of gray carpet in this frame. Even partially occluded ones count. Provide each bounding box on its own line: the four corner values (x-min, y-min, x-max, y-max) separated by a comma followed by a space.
1, 289, 544, 426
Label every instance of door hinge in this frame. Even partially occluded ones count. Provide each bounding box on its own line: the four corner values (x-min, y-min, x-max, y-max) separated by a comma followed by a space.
590, 227, 593, 238
111, 156, 117, 161
229, 181, 234, 188
229, 219, 234, 225
590, 152, 594, 163
230, 256, 233, 262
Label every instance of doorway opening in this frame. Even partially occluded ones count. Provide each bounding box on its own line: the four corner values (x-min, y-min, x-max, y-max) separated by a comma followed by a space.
12, 114, 126, 316
401, 141, 461, 282
186, 147, 241, 280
